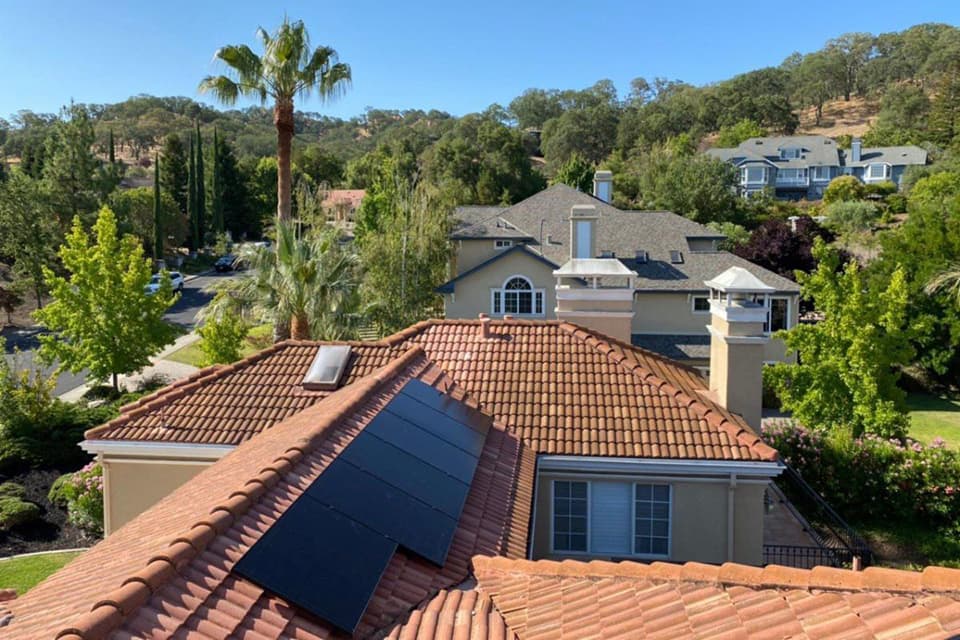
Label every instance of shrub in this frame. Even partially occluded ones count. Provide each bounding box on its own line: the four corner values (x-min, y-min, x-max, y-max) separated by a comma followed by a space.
0, 496, 41, 530
864, 180, 897, 197
886, 193, 908, 214
198, 309, 250, 366
762, 420, 960, 527
823, 175, 866, 204
0, 481, 26, 499
824, 200, 879, 234
47, 473, 73, 507
63, 461, 103, 535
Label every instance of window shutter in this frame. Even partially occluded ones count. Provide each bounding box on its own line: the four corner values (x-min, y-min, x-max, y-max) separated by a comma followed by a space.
589, 481, 631, 555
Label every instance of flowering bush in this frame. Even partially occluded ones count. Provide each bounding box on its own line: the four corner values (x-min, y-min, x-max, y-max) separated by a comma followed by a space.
762, 419, 960, 527
49, 462, 104, 536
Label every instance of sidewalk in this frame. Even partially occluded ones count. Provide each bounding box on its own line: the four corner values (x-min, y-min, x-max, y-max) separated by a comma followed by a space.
57, 332, 202, 402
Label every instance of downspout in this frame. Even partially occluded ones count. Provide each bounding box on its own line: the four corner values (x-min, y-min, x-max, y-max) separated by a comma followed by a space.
99, 453, 112, 536
727, 473, 738, 562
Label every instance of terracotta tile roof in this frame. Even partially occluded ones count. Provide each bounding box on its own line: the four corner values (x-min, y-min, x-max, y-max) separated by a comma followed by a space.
84, 341, 402, 445
381, 583, 512, 640
461, 556, 960, 640
389, 320, 775, 461
84, 320, 775, 462
3, 348, 535, 640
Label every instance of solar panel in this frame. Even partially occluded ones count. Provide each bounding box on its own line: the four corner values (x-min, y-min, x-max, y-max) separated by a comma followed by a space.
307, 459, 458, 565
233, 492, 396, 634
365, 411, 479, 484
341, 431, 470, 519
399, 379, 492, 436
383, 393, 487, 457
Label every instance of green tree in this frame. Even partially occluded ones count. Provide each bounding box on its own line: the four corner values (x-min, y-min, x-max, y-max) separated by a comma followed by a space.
210, 128, 224, 235
42, 103, 99, 226
715, 119, 767, 147
153, 154, 163, 260
794, 51, 841, 125
766, 239, 912, 437
0, 173, 59, 308
824, 200, 879, 234
908, 172, 960, 210
187, 133, 198, 252
508, 88, 564, 130
929, 67, 960, 147
199, 17, 351, 223
197, 293, 250, 365
552, 153, 594, 192
824, 32, 875, 100
35, 207, 179, 392
822, 175, 866, 204
109, 187, 184, 252
635, 147, 740, 223
159, 133, 188, 215
359, 183, 450, 333
195, 122, 206, 243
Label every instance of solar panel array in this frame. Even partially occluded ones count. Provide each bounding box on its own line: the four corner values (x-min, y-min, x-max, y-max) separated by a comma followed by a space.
234, 379, 492, 633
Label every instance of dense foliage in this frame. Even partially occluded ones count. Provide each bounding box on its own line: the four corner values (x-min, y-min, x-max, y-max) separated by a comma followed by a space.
48, 461, 104, 535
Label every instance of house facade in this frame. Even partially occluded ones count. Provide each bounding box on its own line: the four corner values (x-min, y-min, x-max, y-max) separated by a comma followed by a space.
440, 175, 800, 368
705, 135, 927, 200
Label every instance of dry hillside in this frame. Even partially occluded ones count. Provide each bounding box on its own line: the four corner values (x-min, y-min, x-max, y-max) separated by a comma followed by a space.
795, 96, 879, 137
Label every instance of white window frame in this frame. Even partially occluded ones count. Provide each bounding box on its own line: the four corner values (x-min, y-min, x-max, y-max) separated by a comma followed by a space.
691, 295, 711, 314
866, 163, 890, 181
548, 477, 672, 560
490, 275, 545, 318
779, 148, 801, 160
812, 166, 831, 182
741, 166, 766, 185
764, 296, 792, 335
776, 168, 808, 183
494, 239, 514, 250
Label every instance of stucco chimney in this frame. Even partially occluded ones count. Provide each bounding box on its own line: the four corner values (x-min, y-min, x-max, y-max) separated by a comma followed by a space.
704, 267, 773, 429
593, 170, 613, 203
851, 138, 862, 163
569, 205, 598, 260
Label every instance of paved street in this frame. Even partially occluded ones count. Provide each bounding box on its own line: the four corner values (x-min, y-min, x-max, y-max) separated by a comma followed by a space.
2, 271, 240, 396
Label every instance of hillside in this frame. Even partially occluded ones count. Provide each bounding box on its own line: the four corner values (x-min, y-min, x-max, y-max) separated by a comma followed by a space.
796, 96, 878, 138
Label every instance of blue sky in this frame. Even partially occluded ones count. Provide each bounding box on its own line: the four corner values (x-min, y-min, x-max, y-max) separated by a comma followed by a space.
1, 1, 958, 121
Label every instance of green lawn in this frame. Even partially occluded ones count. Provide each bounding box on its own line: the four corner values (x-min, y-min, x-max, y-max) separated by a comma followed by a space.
164, 324, 272, 368
907, 392, 960, 448
0, 551, 83, 594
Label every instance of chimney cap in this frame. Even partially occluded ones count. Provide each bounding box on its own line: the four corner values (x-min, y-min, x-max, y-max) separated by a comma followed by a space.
705, 267, 775, 294
570, 204, 599, 219
593, 170, 613, 180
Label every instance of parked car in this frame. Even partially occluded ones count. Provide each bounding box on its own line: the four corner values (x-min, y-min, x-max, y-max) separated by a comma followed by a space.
145, 271, 184, 295
215, 255, 237, 272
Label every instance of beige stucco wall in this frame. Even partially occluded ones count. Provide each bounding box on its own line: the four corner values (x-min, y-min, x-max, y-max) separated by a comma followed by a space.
103, 459, 211, 534
444, 250, 558, 320
532, 473, 768, 566
454, 239, 504, 274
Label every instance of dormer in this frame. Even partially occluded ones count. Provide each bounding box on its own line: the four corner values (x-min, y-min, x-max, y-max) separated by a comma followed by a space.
779, 147, 802, 160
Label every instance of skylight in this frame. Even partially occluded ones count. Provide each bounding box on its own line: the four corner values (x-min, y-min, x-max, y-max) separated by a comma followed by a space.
302, 345, 352, 391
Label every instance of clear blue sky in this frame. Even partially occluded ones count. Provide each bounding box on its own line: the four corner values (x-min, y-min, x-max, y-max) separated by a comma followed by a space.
1, 1, 958, 121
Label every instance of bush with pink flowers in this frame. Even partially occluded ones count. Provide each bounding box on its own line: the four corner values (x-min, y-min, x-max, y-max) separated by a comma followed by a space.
762, 419, 960, 528
47, 462, 103, 535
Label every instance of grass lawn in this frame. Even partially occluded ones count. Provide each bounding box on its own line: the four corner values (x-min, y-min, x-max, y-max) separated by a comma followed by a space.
0, 550, 83, 594
907, 392, 960, 448
164, 324, 272, 368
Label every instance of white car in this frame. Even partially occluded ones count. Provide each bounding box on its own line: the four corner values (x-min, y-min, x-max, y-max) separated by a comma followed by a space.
145, 271, 184, 295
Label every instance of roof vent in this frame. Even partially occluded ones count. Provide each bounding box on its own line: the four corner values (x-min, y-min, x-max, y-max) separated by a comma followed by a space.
635, 250, 648, 264
302, 345, 352, 391
600, 250, 615, 258
670, 250, 684, 264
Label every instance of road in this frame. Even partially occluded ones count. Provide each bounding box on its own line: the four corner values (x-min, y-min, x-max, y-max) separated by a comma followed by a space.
2, 271, 238, 396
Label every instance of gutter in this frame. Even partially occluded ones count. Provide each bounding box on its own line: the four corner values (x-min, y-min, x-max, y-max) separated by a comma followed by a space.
537, 456, 783, 479
80, 439, 235, 461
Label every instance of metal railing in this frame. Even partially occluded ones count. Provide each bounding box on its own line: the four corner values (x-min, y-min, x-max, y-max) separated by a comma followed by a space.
764, 464, 872, 569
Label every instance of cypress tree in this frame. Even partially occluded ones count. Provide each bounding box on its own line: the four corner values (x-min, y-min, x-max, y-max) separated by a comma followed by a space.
211, 127, 224, 234
187, 134, 197, 253
108, 129, 115, 165
195, 121, 206, 245
153, 154, 163, 261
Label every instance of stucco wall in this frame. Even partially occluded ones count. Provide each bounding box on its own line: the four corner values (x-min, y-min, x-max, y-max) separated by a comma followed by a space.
443, 250, 558, 320
103, 459, 210, 534
454, 239, 504, 274
532, 473, 768, 565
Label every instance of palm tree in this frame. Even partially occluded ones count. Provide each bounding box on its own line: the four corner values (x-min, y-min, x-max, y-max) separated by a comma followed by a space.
199, 18, 351, 222
926, 266, 960, 304
203, 220, 361, 341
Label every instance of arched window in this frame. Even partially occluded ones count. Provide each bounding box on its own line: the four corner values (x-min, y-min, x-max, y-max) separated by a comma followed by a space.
491, 275, 544, 316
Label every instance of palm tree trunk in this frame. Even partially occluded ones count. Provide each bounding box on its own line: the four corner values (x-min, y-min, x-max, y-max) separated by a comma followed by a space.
290, 313, 310, 340
274, 100, 295, 222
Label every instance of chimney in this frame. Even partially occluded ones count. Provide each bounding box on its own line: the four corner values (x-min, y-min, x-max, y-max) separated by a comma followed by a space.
704, 267, 773, 429
593, 170, 613, 203
569, 205, 598, 260
478, 313, 492, 339
851, 138, 862, 163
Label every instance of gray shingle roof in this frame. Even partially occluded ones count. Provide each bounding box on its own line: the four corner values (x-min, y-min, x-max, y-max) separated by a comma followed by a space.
706, 135, 927, 170
843, 146, 927, 167
451, 206, 533, 239
449, 184, 799, 293
631, 334, 711, 361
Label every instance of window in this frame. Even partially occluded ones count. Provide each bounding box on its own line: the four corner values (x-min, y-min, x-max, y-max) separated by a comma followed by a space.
550, 479, 671, 558
494, 240, 513, 250
552, 481, 588, 552
764, 297, 791, 334
742, 166, 765, 184
692, 296, 710, 313
575, 220, 592, 259
812, 166, 831, 181
491, 276, 545, 317
867, 163, 888, 180
634, 484, 671, 556
780, 147, 801, 159
777, 168, 808, 182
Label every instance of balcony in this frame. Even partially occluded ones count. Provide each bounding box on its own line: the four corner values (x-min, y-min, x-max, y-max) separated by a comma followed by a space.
775, 175, 810, 187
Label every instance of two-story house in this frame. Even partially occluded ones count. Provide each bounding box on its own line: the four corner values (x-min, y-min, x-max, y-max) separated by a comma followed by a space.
706, 135, 927, 200
439, 173, 800, 368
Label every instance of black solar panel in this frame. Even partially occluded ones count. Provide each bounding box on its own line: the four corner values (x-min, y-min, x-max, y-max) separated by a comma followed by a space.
341, 431, 470, 519
307, 459, 458, 565
233, 378, 492, 634
233, 492, 396, 634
